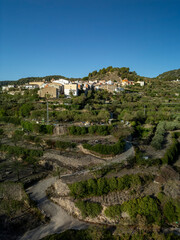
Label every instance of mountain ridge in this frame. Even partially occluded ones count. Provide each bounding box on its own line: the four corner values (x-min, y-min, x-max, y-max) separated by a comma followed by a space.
0, 67, 180, 86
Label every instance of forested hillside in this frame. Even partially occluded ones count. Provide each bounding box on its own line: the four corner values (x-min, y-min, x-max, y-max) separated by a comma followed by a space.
82, 66, 148, 82
156, 68, 180, 81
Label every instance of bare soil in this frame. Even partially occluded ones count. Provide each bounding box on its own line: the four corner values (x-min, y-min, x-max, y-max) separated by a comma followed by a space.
41, 149, 104, 170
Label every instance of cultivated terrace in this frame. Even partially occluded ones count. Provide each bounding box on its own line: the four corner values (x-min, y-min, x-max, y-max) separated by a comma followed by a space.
0, 67, 180, 240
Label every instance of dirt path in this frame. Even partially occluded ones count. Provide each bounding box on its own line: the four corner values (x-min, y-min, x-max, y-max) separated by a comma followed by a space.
107, 141, 135, 164
60, 142, 135, 183
19, 143, 134, 240
19, 177, 87, 240
78, 141, 134, 162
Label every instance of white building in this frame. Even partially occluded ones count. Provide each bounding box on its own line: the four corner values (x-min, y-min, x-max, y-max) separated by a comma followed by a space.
53, 79, 69, 85
115, 87, 124, 92
137, 81, 145, 86
25, 84, 39, 89
29, 82, 44, 88
64, 83, 78, 96
107, 80, 113, 85
2, 85, 15, 91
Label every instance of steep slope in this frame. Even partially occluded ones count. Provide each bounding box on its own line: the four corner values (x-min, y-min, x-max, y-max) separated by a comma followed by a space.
156, 68, 180, 81
82, 66, 147, 82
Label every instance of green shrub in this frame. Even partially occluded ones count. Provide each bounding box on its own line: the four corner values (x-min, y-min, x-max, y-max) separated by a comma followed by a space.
46, 140, 76, 149
0, 144, 43, 158
41, 228, 179, 240
87, 178, 98, 196
23, 135, 36, 142
0, 116, 21, 125
88, 125, 98, 134
134, 125, 152, 139
163, 201, 178, 223
75, 201, 102, 218
151, 122, 166, 150
97, 178, 109, 195
104, 205, 121, 219
21, 120, 54, 134
41, 227, 116, 240
171, 132, 180, 139
68, 125, 113, 136
105, 196, 161, 224
165, 121, 180, 131
83, 138, 125, 156
68, 126, 88, 135
68, 174, 149, 199
55, 141, 76, 149
108, 177, 118, 192
162, 139, 180, 165
68, 181, 87, 199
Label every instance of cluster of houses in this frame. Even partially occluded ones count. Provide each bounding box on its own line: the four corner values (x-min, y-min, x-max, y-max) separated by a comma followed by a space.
2, 78, 145, 98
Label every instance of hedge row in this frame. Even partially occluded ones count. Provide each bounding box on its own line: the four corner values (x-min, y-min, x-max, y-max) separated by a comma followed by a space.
46, 140, 76, 149
163, 201, 180, 223
151, 122, 166, 150
21, 121, 54, 134
68, 174, 150, 199
105, 196, 161, 224
68, 125, 113, 136
75, 200, 102, 218
42, 229, 179, 240
0, 144, 43, 158
151, 121, 180, 150
162, 138, 180, 165
165, 121, 180, 131
105, 195, 180, 225
0, 116, 21, 125
83, 138, 125, 156
0, 117, 54, 134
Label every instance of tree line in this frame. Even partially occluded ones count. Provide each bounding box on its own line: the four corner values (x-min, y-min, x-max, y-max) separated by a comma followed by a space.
68, 174, 152, 199
68, 125, 113, 136
83, 138, 125, 156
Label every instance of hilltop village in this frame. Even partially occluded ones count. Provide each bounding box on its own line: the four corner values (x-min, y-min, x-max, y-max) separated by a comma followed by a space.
2, 77, 144, 98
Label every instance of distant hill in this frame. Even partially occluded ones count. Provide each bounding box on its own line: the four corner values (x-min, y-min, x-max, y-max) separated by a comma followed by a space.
0, 81, 16, 86
82, 66, 147, 82
0, 67, 148, 86
0, 75, 81, 86
16, 75, 80, 85
1, 67, 179, 86
156, 68, 180, 81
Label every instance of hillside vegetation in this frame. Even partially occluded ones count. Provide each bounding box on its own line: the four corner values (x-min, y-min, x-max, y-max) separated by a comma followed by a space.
156, 68, 180, 81
82, 66, 147, 82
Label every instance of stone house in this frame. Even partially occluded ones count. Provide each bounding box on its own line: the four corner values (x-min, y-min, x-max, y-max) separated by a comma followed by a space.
64, 84, 78, 96
38, 86, 60, 98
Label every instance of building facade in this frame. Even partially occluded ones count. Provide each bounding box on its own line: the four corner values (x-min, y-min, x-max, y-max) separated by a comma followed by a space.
64, 84, 78, 96
38, 86, 60, 98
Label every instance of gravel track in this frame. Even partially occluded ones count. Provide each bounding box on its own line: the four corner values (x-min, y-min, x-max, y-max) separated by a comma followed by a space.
19, 177, 87, 240
19, 142, 134, 240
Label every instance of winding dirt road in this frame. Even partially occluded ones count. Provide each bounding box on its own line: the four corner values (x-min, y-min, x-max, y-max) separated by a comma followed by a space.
19, 142, 134, 240
19, 177, 87, 240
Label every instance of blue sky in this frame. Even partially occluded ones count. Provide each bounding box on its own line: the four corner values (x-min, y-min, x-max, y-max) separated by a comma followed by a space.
0, 0, 180, 80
